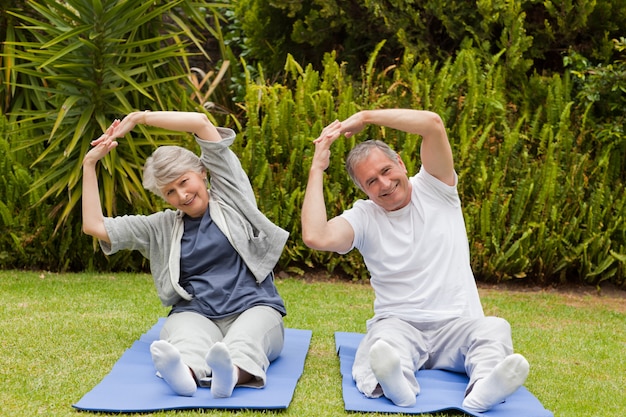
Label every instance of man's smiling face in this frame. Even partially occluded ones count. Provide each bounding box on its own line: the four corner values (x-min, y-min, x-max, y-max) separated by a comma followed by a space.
353, 148, 412, 211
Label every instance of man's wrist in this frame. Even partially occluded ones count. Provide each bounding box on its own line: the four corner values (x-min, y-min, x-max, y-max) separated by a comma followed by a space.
309, 165, 327, 175
82, 157, 98, 169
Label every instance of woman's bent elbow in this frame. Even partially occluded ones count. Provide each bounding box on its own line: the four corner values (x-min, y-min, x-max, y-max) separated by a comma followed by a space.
82, 223, 109, 243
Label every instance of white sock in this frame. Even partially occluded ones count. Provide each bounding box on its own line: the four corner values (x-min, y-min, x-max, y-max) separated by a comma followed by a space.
462, 353, 530, 412
205, 342, 238, 398
369, 340, 417, 407
150, 340, 197, 396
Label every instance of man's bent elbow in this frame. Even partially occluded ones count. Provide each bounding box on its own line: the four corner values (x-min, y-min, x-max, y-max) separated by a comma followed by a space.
301, 229, 328, 251
301, 230, 318, 250
421, 111, 445, 131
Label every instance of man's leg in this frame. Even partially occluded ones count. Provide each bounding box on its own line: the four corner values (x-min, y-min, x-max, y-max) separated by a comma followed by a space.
353, 317, 427, 407
426, 316, 529, 412
462, 353, 529, 412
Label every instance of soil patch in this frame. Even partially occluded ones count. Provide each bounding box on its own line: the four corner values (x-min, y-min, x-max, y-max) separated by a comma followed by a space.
281, 269, 626, 314
478, 280, 626, 314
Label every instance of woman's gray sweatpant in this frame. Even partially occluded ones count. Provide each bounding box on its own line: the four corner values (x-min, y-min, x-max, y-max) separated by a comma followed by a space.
160, 305, 284, 387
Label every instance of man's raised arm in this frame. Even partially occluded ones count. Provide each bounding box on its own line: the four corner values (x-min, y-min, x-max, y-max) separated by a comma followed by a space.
341, 109, 455, 186
301, 121, 355, 253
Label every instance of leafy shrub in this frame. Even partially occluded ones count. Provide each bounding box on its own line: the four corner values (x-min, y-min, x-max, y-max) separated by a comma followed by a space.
1, 2, 623, 287
0, 113, 147, 271
228, 0, 625, 83
236, 48, 625, 286
2, 0, 231, 229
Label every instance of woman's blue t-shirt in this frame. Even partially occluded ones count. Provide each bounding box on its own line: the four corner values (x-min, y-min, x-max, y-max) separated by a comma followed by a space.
170, 207, 286, 319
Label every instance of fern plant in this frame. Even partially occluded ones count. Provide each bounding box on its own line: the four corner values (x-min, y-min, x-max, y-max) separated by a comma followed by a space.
235, 46, 625, 286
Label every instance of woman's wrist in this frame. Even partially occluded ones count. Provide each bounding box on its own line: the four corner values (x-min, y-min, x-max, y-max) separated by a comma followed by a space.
141, 110, 150, 125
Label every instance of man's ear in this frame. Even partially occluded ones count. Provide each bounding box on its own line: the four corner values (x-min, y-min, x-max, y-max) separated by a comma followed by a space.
396, 153, 408, 173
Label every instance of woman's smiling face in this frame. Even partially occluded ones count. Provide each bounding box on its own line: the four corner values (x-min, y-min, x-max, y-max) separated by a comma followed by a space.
161, 171, 209, 218
353, 148, 412, 211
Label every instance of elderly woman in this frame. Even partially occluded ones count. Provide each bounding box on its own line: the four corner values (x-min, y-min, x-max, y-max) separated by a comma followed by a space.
82, 111, 288, 398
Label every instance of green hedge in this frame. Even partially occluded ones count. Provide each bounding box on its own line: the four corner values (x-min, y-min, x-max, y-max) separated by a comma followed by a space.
233, 49, 625, 286
1, 40, 624, 286
229, 0, 626, 83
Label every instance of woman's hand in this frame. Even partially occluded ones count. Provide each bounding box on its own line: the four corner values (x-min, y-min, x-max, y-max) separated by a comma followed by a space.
83, 120, 121, 166
110, 111, 146, 139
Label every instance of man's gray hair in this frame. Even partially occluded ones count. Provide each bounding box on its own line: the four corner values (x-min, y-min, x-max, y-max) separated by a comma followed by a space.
143, 146, 205, 198
345, 140, 399, 190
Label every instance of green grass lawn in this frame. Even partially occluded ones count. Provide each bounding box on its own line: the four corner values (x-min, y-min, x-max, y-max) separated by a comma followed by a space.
0, 270, 624, 417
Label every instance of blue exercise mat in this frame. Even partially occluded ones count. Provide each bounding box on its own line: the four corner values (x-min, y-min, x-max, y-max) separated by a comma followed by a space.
335, 332, 553, 417
73, 318, 312, 413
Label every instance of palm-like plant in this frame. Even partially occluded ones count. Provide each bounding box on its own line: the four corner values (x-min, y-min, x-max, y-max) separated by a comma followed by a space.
3, 0, 231, 227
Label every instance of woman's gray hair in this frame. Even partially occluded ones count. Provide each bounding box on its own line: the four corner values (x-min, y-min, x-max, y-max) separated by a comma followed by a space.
142, 146, 205, 198
345, 140, 399, 190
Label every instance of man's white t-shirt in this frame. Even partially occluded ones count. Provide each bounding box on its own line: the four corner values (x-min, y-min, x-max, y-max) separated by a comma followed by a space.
340, 167, 484, 323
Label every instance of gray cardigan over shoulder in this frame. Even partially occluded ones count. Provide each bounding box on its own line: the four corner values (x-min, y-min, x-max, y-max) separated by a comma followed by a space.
100, 128, 289, 306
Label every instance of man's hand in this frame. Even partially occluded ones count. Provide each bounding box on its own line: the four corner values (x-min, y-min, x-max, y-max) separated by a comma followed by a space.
311, 119, 343, 172
337, 111, 367, 138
